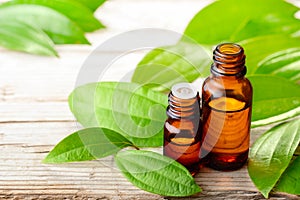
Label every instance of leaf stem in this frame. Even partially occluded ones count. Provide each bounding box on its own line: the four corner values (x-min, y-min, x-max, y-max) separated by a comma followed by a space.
133, 145, 140, 150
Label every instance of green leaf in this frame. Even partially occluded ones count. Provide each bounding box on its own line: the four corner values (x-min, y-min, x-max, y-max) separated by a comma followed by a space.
43, 127, 133, 163
131, 42, 211, 92
254, 48, 300, 82
74, 0, 106, 11
248, 119, 300, 198
249, 75, 300, 127
69, 82, 168, 147
115, 150, 201, 197
133, 0, 300, 91
0, 4, 89, 44
276, 155, 300, 195
7, 0, 104, 32
0, 20, 57, 56
183, 0, 300, 45
241, 35, 300, 75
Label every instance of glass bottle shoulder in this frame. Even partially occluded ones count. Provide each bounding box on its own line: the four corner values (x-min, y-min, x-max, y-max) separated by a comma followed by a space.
202, 75, 252, 103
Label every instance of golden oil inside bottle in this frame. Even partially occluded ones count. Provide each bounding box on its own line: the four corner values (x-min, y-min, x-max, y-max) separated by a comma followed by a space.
201, 43, 252, 171
201, 97, 251, 170
164, 120, 201, 175
163, 83, 201, 176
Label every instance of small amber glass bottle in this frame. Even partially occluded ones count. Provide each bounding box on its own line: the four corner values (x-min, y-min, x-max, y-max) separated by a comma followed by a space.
201, 43, 252, 171
164, 83, 201, 176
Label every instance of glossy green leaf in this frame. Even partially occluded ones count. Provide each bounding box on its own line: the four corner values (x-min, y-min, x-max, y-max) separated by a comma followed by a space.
74, 0, 106, 11
0, 20, 57, 56
43, 127, 133, 163
183, 0, 300, 45
248, 119, 300, 198
249, 75, 300, 127
276, 155, 300, 195
241, 35, 300, 75
254, 48, 300, 82
69, 82, 168, 147
131, 42, 211, 92
0, 4, 89, 44
115, 150, 201, 197
133, 0, 300, 91
7, 0, 104, 32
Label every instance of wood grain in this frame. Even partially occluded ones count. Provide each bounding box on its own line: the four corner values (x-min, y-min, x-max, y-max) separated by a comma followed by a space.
1, 121, 297, 199
1, 0, 299, 199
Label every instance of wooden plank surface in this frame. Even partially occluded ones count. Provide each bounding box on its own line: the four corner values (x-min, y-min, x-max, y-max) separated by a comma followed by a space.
1, 0, 300, 199
0, 122, 298, 199
0, 122, 272, 199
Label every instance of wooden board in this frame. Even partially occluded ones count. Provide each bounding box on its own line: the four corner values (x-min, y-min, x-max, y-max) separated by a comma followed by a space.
1, 0, 300, 199
2, 121, 298, 199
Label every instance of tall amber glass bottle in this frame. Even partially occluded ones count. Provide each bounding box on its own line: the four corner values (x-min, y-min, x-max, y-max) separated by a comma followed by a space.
164, 83, 201, 176
201, 43, 252, 171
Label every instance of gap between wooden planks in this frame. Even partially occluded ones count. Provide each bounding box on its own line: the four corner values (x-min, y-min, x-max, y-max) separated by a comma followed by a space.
0, 0, 299, 199
2, 121, 297, 199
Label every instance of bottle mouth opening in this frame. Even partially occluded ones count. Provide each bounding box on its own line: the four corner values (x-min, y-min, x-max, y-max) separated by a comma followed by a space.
216, 43, 243, 56
213, 43, 245, 69
212, 43, 246, 76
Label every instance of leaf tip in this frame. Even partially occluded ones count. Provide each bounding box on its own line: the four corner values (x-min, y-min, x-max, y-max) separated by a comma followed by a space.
54, 51, 60, 58
261, 190, 270, 199
193, 185, 202, 194
42, 155, 52, 164
83, 38, 91, 45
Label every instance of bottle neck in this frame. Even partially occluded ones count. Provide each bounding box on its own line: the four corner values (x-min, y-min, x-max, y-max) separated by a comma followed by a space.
167, 92, 200, 119
211, 43, 246, 77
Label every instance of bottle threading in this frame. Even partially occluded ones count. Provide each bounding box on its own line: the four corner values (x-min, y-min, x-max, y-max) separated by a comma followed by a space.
201, 43, 253, 171
164, 83, 202, 176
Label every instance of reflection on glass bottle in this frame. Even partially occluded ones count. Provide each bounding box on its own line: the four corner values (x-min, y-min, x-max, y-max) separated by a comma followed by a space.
164, 83, 201, 176
201, 43, 253, 171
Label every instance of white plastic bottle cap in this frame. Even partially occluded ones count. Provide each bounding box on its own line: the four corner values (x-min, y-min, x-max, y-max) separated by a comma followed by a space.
171, 83, 198, 99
